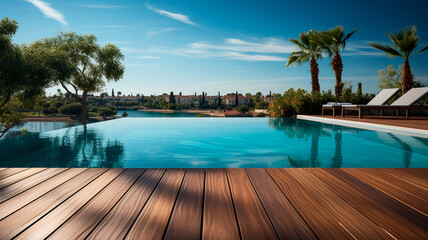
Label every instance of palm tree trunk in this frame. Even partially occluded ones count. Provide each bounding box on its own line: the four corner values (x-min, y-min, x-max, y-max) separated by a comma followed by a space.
331, 54, 343, 97
80, 91, 88, 126
402, 59, 414, 94
310, 57, 320, 92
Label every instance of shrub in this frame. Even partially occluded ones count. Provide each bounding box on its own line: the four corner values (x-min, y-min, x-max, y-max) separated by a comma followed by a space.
59, 103, 82, 117
98, 107, 117, 120
53, 101, 63, 109
48, 106, 58, 114
42, 108, 51, 115
121, 111, 128, 117
90, 106, 99, 113
237, 105, 249, 114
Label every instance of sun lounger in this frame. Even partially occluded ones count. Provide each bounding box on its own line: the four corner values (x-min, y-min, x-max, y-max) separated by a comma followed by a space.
322, 88, 399, 117
342, 87, 428, 118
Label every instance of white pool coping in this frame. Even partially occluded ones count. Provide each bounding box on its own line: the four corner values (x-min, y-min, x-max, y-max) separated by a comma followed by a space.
297, 115, 428, 138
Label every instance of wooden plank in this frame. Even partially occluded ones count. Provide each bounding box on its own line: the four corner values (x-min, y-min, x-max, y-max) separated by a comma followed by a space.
0, 168, 86, 220
384, 169, 428, 189
246, 168, 316, 239
47, 169, 145, 240
0, 168, 106, 240
0, 168, 67, 204
202, 169, 240, 240
0, 168, 28, 180
87, 169, 165, 240
227, 168, 278, 239
266, 168, 353, 240
288, 168, 393, 239
309, 169, 428, 239
164, 169, 204, 240
17, 169, 127, 239
344, 169, 428, 214
0, 168, 47, 189
325, 169, 428, 231
125, 169, 185, 240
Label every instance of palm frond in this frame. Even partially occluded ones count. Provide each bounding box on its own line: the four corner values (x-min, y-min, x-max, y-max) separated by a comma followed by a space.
410, 45, 428, 58
369, 43, 403, 57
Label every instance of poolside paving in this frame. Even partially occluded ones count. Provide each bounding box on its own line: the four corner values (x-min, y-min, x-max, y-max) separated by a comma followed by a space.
0, 168, 427, 239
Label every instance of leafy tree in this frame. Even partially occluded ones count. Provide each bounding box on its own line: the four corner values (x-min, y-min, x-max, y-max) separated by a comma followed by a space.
117, 91, 122, 96
315, 26, 359, 97
121, 111, 128, 117
98, 107, 117, 119
53, 101, 64, 108
100, 92, 108, 98
235, 91, 239, 107
357, 82, 362, 97
0, 17, 73, 136
287, 30, 323, 92
59, 103, 82, 118
44, 32, 125, 125
370, 26, 428, 93
217, 91, 222, 107
378, 65, 401, 89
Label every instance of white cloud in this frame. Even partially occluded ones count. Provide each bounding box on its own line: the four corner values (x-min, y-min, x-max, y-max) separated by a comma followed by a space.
137, 56, 161, 59
147, 28, 178, 38
82, 4, 125, 9
25, 0, 67, 26
146, 4, 197, 26
125, 63, 160, 67
222, 52, 286, 61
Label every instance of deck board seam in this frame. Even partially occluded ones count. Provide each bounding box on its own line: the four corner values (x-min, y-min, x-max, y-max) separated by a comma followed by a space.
0, 168, 28, 180
9, 168, 110, 239
265, 168, 321, 239
0, 168, 91, 222
200, 169, 206, 240
82, 169, 148, 239
161, 169, 187, 240
122, 169, 167, 240
44, 168, 144, 239
244, 168, 281, 240
0, 168, 70, 205
225, 169, 243, 240
0, 168, 49, 190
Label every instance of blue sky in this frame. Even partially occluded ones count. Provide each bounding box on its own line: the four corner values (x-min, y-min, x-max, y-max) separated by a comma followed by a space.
2, 0, 428, 96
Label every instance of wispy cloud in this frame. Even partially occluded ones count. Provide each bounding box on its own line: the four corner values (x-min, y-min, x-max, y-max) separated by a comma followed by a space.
146, 4, 197, 26
25, 0, 67, 26
148, 37, 292, 62
137, 56, 161, 59
147, 28, 178, 38
81, 4, 126, 9
125, 63, 160, 67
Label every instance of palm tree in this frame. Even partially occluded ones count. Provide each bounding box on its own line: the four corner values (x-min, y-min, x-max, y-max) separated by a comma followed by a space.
370, 26, 428, 93
316, 26, 359, 97
286, 30, 323, 92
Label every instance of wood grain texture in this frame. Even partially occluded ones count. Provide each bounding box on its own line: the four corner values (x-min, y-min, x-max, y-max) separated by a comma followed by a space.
125, 169, 185, 240
0, 168, 86, 220
384, 168, 428, 189
164, 168, 204, 240
309, 169, 428, 240
0, 168, 46, 189
344, 169, 428, 214
288, 168, 393, 239
266, 168, 353, 240
246, 168, 316, 240
47, 169, 145, 240
227, 168, 278, 240
0, 168, 67, 204
17, 169, 126, 239
202, 169, 240, 240
325, 169, 428, 232
0, 168, 27, 180
87, 169, 165, 240
0, 168, 106, 240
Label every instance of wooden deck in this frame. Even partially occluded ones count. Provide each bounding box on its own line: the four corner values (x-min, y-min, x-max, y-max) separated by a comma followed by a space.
0, 168, 427, 239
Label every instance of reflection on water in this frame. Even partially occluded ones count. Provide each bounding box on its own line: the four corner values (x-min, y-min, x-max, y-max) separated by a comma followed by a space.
268, 118, 427, 168
0, 118, 427, 168
0, 126, 124, 167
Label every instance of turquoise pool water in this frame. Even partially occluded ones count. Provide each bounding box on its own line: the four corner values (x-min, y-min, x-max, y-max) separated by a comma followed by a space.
1, 118, 427, 168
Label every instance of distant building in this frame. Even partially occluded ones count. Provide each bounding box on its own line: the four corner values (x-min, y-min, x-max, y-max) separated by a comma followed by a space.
103, 96, 139, 102
223, 95, 251, 107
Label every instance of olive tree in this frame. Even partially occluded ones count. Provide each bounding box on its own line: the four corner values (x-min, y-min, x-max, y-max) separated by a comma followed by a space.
44, 32, 125, 125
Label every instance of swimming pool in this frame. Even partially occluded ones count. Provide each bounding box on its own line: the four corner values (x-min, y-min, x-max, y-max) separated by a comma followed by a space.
1, 118, 427, 168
